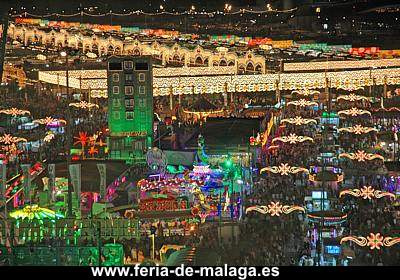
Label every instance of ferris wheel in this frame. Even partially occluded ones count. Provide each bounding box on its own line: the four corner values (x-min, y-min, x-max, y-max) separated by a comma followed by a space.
146, 147, 167, 175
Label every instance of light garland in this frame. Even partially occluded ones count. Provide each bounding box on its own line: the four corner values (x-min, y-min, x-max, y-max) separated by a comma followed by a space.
280, 116, 317, 126
291, 89, 320, 96
338, 107, 372, 117
337, 85, 365, 91
271, 133, 314, 144
337, 94, 370, 102
69, 101, 99, 110
338, 125, 378, 135
12, 7, 298, 19
339, 150, 384, 162
0, 108, 31, 117
340, 233, 400, 250
246, 202, 305, 216
286, 99, 318, 107
260, 163, 309, 176
37, 67, 400, 95
284, 59, 400, 72
309, 173, 343, 183
339, 186, 395, 200
0, 134, 28, 145
43, 131, 55, 143
34, 117, 67, 125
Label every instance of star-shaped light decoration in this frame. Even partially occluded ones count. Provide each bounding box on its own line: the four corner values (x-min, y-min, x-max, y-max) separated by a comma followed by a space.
0, 134, 28, 145
272, 133, 314, 144
339, 150, 384, 162
338, 107, 371, 117
341, 233, 400, 250
338, 125, 378, 135
337, 94, 370, 102
34, 117, 67, 126
287, 99, 318, 107
260, 163, 309, 176
280, 116, 317, 126
0, 108, 31, 117
291, 89, 320, 96
69, 101, 99, 110
339, 186, 395, 200
246, 202, 305, 217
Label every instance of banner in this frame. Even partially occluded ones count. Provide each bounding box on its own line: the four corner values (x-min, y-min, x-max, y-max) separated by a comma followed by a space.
21, 164, 31, 203
69, 164, 81, 215
0, 164, 6, 205
48, 164, 56, 201
97, 163, 107, 200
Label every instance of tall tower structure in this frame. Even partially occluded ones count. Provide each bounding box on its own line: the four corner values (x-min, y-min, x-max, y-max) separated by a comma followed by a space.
107, 55, 153, 160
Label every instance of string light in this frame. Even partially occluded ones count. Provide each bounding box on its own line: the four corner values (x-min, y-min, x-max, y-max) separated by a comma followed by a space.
69, 101, 99, 109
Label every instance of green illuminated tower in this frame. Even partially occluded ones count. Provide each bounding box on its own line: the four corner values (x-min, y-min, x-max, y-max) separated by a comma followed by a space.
107, 56, 153, 160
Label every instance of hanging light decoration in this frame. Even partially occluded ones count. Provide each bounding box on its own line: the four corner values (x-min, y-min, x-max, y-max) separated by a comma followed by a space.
339, 150, 384, 162
338, 125, 378, 135
336, 85, 364, 91
280, 116, 317, 126
33, 117, 67, 125
287, 99, 318, 107
0, 134, 28, 145
246, 202, 305, 216
260, 163, 309, 176
271, 133, 314, 144
69, 101, 99, 110
291, 89, 320, 96
43, 131, 56, 143
337, 94, 370, 102
340, 233, 400, 250
0, 108, 31, 117
339, 186, 395, 200
338, 107, 371, 117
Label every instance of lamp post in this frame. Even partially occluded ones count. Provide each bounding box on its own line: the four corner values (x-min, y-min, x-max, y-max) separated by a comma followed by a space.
60, 50, 73, 217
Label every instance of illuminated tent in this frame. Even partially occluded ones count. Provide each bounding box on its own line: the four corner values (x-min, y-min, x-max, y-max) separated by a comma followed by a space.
182, 96, 223, 124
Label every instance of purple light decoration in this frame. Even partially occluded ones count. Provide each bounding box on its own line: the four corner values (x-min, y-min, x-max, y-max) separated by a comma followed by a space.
383, 176, 400, 193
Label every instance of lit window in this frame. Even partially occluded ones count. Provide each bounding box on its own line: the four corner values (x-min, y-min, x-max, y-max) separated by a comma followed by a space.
138, 73, 146, 82
112, 86, 119, 94
113, 111, 120, 119
126, 111, 134, 120
139, 85, 145, 95
125, 86, 134, 95
139, 98, 146, 108
125, 74, 134, 82
112, 73, 119, 82
125, 99, 134, 108
124, 61, 133, 70
112, 99, 121, 107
